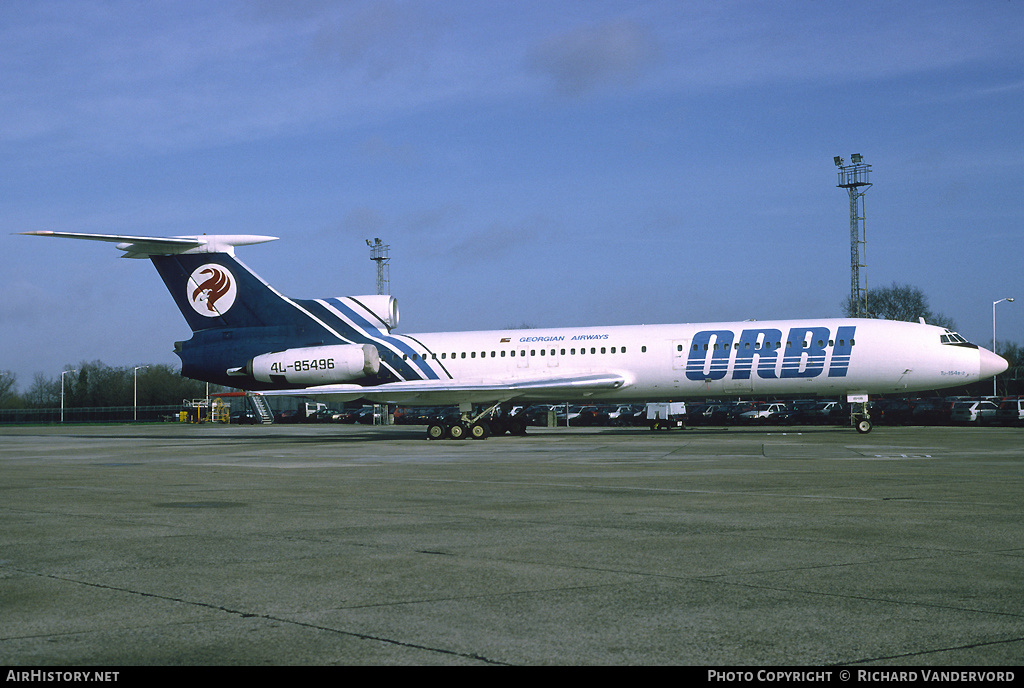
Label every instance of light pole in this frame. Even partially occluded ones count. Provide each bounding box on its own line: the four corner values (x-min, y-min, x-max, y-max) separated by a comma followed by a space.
993, 298, 1014, 396
134, 366, 149, 421
61, 369, 78, 423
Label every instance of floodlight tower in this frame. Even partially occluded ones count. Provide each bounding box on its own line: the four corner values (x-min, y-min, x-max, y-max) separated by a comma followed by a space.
834, 154, 872, 318
366, 237, 390, 295
366, 237, 392, 425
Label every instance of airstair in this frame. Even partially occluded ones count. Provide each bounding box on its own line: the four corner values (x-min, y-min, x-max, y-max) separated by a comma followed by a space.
247, 392, 275, 424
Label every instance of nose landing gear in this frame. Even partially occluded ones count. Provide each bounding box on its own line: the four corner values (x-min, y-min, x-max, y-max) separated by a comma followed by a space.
850, 397, 872, 433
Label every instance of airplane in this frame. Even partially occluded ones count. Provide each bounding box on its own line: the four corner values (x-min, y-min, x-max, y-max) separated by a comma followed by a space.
21, 231, 1009, 438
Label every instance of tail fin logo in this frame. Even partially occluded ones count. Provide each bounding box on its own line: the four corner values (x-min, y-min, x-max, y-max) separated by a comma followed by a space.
188, 264, 237, 317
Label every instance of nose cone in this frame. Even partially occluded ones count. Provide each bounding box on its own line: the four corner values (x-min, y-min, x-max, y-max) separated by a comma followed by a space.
979, 348, 1009, 380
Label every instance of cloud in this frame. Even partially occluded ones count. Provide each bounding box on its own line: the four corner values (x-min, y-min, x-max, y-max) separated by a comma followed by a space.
527, 19, 659, 97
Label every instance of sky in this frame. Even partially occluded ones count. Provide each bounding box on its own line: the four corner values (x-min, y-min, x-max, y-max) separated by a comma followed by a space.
2, 0, 1023, 391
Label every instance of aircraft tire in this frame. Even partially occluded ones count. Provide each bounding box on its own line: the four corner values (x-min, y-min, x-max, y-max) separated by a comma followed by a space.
855, 419, 872, 434
469, 422, 490, 440
448, 423, 468, 440
426, 423, 447, 440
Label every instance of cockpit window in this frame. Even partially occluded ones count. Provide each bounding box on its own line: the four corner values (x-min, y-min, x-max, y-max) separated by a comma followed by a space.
940, 331, 978, 349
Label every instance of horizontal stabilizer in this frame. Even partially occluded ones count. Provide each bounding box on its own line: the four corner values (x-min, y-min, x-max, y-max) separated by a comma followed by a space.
20, 231, 277, 258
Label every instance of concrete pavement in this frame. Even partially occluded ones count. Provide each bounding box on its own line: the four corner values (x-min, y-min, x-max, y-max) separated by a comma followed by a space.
1, 423, 1021, 665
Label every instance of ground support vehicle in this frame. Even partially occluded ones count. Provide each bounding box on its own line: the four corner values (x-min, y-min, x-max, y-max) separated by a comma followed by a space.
646, 402, 686, 430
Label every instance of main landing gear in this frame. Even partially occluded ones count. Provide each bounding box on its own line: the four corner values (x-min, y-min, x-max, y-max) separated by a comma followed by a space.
426, 401, 528, 440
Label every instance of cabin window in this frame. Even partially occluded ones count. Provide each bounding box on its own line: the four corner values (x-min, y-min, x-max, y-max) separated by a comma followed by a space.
601, 347, 606, 354
622, 346, 627, 354
501, 350, 506, 357
641, 346, 646, 353
611, 347, 616, 354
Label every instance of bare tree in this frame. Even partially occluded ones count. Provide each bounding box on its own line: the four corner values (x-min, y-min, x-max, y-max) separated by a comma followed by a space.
0, 370, 17, 408
843, 283, 957, 331
26, 372, 60, 407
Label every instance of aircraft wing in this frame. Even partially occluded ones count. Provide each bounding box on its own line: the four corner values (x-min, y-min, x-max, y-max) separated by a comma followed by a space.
257, 372, 631, 406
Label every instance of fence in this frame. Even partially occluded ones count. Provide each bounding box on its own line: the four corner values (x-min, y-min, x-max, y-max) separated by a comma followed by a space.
0, 405, 184, 424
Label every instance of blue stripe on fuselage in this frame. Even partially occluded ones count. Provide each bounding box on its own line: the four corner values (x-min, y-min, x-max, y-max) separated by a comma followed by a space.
320, 298, 440, 381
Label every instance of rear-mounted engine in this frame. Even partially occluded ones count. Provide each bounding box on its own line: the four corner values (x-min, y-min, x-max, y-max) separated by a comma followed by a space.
243, 344, 380, 385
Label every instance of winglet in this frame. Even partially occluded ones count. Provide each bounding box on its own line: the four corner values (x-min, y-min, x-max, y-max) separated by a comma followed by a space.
19, 231, 278, 258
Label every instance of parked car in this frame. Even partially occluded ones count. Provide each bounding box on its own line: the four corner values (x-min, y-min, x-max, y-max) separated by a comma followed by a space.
995, 398, 1024, 426
608, 405, 641, 426
353, 407, 382, 424
868, 399, 915, 426
570, 406, 610, 426
230, 409, 259, 425
701, 405, 732, 425
275, 409, 302, 423
807, 401, 846, 424
911, 398, 959, 425
523, 405, 557, 426
772, 400, 819, 425
738, 402, 786, 423
950, 400, 999, 424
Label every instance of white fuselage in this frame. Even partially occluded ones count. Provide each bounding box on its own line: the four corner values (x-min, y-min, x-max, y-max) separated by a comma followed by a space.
359, 318, 1001, 406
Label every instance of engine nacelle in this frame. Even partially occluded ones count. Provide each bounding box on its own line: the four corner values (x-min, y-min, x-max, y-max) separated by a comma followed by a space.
335, 295, 399, 330
247, 344, 380, 385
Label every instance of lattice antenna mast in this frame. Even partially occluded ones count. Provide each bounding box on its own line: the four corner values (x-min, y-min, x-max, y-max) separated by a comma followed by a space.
366, 238, 390, 295
834, 154, 872, 318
